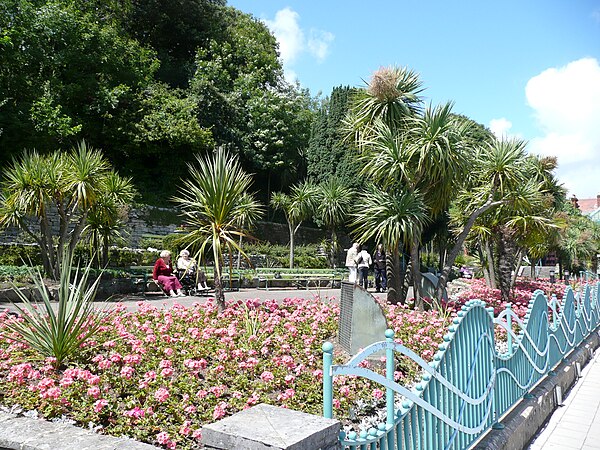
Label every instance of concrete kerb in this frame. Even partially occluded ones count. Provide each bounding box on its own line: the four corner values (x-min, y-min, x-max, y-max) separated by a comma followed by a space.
472, 329, 600, 450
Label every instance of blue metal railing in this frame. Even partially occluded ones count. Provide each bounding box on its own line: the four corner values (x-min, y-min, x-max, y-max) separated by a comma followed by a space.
323, 283, 600, 449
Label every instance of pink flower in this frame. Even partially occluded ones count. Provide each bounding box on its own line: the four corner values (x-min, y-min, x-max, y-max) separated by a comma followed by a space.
213, 401, 228, 420
156, 432, 170, 445
120, 366, 135, 379
260, 371, 274, 382
160, 367, 174, 377
154, 387, 170, 402
277, 388, 295, 402
124, 407, 145, 419
93, 399, 108, 412
42, 386, 62, 400
159, 359, 172, 369
179, 420, 192, 436
373, 388, 384, 400
87, 386, 101, 399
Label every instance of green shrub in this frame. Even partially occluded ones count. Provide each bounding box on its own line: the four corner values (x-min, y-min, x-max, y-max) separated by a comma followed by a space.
0, 244, 42, 266
242, 243, 328, 268
0, 265, 38, 283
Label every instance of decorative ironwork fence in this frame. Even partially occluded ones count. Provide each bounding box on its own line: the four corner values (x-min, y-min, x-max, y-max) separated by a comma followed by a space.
322, 283, 600, 449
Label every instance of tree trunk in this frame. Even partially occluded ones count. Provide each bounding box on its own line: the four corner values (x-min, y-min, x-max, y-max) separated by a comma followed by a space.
477, 241, 491, 286
411, 235, 423, 310
102, 234, 110, 267
386, 247, 403, 304
434, 197, 503, 301
330, 228, 337, 269
214, 270, 225, 313
485, 239, 496, 289
497, 227, 516, 304
511, 249, 523, 290
289, 222, 295, 269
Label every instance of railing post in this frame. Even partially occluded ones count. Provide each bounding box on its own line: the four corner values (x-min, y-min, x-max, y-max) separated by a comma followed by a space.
322, 342, 334, 419
385, 329, 395, 426
506, 303, 513, 353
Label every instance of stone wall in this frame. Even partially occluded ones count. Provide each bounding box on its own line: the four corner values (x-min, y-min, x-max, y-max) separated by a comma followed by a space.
0, 206, 337, 249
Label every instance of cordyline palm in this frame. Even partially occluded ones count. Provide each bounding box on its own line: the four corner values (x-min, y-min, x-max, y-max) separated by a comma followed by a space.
172, 148, 263, 312
0, 142, 125, 279
359, 103, 469, 308
345, 65, 424, 141
315, 178, 353, 268
270, 182, 316, 268
345, 66, 427, 304
351, 187, 428, 303
83, 172, 137, 267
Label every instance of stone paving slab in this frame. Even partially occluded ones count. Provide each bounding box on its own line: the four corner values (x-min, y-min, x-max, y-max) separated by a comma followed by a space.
0, 412, 159, 450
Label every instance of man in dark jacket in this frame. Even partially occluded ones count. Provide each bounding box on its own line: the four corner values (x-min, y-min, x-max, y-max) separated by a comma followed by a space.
373, 243, 387, 293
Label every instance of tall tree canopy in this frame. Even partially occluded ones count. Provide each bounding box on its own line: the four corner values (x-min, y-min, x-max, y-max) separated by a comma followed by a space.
0, 0, 316, 203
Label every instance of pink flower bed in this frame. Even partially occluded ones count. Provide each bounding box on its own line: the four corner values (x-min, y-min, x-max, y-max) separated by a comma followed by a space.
0, 296, 454, 449
452, 278, 568, 318
0, 279, 564, 448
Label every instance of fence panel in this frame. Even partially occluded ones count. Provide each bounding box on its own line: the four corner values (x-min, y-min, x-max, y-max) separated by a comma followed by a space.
323, 283, 600, 449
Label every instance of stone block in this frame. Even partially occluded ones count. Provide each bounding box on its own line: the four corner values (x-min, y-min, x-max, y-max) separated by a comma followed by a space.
202, 403, 341, 450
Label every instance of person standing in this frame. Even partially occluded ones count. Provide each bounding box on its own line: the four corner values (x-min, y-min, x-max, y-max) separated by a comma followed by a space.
345, 242, 360, 283
373, 243, 387, 293
356, 246, 372, 290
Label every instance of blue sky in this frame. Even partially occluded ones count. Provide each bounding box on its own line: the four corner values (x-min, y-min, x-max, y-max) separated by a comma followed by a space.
229, 0, 600, 200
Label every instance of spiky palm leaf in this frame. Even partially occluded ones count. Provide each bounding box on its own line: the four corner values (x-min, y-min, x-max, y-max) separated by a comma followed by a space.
173, 148, 263, 310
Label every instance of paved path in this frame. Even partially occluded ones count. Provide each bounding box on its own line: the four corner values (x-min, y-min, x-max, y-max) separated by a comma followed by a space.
527, 349, 600, 450
1, 286, 391, 313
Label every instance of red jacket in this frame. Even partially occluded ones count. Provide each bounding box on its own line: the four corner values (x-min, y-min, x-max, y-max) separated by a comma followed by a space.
153, 258, 173, 280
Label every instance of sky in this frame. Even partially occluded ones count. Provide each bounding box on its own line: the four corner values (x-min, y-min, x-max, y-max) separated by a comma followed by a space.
229, 0, 600, 200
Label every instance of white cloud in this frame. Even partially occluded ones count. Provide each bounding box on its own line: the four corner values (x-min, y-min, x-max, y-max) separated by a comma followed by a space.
308, 29, 335, 62
262, 8, 334, 83
489, 118, 513, 138
264, 8, 304, 66
525, 58, 600, 197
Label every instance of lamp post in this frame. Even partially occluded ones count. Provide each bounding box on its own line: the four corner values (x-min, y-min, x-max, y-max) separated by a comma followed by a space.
564, 270, 570, 283
549, 269, 555, 284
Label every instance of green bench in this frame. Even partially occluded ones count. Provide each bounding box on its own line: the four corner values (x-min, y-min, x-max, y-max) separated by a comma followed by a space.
254, 268, 346, 290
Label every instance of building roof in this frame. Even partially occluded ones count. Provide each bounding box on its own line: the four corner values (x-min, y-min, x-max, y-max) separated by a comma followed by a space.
578, 198, 600, 214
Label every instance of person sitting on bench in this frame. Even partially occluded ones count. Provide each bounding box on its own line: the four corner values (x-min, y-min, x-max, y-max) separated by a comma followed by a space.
176, 249, 203, 295
153, 250, 185, 297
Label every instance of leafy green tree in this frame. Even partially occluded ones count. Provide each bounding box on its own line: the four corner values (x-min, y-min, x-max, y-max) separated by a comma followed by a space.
0, 0, 158, 160
172, 148, 263, 311
0, 142, 136, 279
270, 183, 317, 268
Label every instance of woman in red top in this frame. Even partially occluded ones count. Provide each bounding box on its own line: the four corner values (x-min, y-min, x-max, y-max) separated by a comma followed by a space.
153, 250, 185, 297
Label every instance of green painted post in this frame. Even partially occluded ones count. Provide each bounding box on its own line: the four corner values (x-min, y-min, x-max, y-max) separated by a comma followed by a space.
385, 329, 395, 427
322, 342, 334, 419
